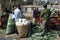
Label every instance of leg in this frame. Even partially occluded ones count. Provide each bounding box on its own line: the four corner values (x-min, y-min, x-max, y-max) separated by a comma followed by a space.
42, 20, 46, 33
44, 21, 50, 32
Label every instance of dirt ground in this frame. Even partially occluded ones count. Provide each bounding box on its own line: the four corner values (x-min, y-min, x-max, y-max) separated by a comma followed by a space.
0, 34, 29, 40
23, 13, 33, 17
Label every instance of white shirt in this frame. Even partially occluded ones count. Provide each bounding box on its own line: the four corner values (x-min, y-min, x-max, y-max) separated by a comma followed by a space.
14, 8, 23, 22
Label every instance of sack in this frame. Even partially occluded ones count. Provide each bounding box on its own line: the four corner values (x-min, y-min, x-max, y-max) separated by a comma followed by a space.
6, 15, 15, 34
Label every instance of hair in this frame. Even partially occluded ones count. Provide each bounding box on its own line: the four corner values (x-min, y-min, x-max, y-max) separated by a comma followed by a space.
51, 3, 53, 7
43, 4, 47, 8
18, 5, 21, 10
12, 4, 21, 10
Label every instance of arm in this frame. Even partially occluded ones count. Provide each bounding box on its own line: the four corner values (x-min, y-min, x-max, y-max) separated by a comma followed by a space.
48, 9, 51, 17
41, 12, 45, 18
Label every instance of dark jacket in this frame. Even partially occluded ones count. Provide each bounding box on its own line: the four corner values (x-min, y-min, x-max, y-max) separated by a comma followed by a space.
33, 10, 39, 18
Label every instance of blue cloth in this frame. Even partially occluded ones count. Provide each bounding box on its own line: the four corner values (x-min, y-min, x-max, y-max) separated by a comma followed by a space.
14, 8, 23, 22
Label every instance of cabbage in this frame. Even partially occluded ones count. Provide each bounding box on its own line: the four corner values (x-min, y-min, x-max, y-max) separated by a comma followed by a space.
30, 24, 60, 40
16, 18, 30, 26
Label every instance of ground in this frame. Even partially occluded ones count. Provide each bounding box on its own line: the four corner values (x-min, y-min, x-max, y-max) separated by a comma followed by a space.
0, 33, 29, 40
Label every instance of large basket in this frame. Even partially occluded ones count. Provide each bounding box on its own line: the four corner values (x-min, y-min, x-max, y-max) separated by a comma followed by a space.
16, 25, 28, 38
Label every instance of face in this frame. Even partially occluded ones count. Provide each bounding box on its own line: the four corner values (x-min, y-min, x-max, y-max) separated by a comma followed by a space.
14, 7, 17, 10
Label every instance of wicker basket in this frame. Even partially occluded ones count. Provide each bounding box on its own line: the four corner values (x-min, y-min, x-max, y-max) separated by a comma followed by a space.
16, 25, 28, 38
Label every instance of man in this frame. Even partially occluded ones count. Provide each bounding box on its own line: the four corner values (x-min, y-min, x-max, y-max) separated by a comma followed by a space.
13, 5, 24, 22
42, 4, 51, 32
6, 5, 24, 34
33, 8, 40, 23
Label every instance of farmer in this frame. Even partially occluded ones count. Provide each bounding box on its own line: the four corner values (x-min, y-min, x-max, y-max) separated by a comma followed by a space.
42, 4, 51, 33
13, 5, 24, 22
6, 5, 24, 34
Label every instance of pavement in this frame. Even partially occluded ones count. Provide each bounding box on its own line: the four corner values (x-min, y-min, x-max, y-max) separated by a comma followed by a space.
0, 34, 29, 40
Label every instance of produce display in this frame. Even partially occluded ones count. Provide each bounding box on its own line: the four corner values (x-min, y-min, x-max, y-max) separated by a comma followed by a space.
29, 24, 60, 40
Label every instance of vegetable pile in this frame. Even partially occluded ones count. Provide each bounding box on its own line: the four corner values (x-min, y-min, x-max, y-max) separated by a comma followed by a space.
29, 24, 60, 40
0, 12, 7, 16
16, 18, 30, 26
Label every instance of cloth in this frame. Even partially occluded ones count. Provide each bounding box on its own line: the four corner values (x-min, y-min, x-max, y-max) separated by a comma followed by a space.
42, 20, 46, 28
42, 9, 50, 20
36, 16, 43, 23
14, 8, 23, 22
42, 20, 50, 33
42, 8, 51, 32
33, 10, 39, 18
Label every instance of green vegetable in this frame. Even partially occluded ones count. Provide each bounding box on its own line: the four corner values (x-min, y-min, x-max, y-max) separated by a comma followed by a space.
30, 24, 60, 40
0, 11, 7, 16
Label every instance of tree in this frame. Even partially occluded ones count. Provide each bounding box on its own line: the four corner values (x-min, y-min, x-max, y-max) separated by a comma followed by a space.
27, 0, 33, 5
16, 0, 23, 5
46, 1, 50, 5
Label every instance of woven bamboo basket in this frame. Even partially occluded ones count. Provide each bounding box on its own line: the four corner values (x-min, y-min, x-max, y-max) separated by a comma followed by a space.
16, 24, 28, 38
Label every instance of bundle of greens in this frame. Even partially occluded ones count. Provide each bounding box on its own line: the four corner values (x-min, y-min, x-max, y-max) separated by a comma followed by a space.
29, 24, 60, 40
0, 12, 7, 16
